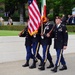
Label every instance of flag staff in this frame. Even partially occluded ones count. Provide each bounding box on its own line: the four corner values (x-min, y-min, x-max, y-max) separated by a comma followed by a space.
41, 0, 47, 39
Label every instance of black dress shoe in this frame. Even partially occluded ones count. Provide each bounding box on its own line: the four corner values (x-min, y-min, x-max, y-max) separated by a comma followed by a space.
29, 60, 36, 69
38, 62, 45, 71
22, 60, 29, 67
47, 64, 54, 68
39, 62, 42, 66
22, 63, 29, 67
51, 66, 57, 73
39, 64, 42, 66
59, 66, 67, 71
38, 66, 45, 70
29, 63, 36, 69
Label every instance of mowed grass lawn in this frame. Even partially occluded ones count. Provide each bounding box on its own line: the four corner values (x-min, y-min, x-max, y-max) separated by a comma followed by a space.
0, 30, 20, 36
68, 32, 75, 35
0, 30, 75, 36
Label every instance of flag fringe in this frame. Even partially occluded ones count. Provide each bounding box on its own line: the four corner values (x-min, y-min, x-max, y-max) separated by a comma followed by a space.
28, 29, 38, 36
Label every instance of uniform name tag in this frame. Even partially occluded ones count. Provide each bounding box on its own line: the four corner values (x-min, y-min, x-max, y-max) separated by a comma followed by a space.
41, 36, 44, 39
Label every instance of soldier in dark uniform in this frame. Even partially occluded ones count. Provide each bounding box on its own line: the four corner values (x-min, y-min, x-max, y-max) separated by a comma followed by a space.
29, 27, 43, 69
47, 16, 68, 72
38, 17, 54, 70
19, 26, 34, 67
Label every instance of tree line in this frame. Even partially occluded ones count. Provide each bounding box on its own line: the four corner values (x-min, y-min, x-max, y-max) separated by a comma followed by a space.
0, 0, 75, 21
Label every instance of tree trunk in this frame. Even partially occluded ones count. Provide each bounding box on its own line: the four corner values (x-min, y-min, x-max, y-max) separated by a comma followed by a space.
19, 3, 24, 24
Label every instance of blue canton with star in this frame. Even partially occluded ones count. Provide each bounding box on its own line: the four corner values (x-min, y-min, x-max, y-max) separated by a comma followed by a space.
28, 0, 33, 5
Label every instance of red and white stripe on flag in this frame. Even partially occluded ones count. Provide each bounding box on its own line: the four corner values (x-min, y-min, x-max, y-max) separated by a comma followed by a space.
28, 0, 41, 36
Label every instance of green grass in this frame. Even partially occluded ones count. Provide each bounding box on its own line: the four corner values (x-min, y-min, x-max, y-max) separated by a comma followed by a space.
68, 32, 75, 35
0, 30, 20, 36
0, 30, 75, 36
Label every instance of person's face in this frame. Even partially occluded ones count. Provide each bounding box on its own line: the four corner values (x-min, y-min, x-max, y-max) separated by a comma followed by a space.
47, 18, 49, 21
55, 18, 61, 25
68, 15, 70, 18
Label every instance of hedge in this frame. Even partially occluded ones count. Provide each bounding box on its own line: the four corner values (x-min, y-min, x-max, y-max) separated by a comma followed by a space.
0, 25, 25, 31
0, 25, 75, 32
67, 25, 75, 32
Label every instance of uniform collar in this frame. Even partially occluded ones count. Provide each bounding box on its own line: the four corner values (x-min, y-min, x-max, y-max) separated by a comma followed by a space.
57, 23, 61, 28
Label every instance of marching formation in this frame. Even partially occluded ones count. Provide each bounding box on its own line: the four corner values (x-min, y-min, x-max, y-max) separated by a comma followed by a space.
19, 16, 68, 73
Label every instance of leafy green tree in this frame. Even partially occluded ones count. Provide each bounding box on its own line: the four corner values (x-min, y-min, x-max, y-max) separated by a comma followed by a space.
0, 0, 5, 2
52, 0, 61, 18
4, 0, 75, 21
61, 0, 72, 16
5, 0, 28, 23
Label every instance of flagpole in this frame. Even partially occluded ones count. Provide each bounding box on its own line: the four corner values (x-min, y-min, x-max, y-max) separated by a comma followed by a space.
41, 0, 46, 39
41, 21, 44, 39
41, 0, 43, 36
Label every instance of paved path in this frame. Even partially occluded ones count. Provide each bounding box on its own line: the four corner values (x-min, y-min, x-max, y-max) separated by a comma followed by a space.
0, 53, 75, 75
0, 35, 75, 63
0, 35, 75, 75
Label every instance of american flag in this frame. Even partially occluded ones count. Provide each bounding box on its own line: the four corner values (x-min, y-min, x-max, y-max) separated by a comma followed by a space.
28, 0, 41, 36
